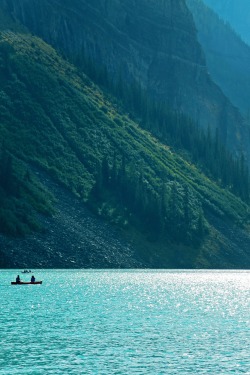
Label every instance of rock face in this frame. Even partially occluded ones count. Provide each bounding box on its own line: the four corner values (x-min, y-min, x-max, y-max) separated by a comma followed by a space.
0, 171, 145, 269
1, 0, 250, 160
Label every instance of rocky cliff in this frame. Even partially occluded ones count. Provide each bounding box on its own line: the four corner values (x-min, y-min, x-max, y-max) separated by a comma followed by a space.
1, 0, 250, 161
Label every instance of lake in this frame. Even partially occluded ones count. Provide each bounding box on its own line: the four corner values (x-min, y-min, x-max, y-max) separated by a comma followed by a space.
0, 270, 249, 374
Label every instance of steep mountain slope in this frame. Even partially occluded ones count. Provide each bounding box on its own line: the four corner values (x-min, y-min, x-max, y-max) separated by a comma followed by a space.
187, 0, 250, 117
1, 28, 250, 268
2, 0, 250, 163
0, 170, 144, 268
202, 0, 250, 46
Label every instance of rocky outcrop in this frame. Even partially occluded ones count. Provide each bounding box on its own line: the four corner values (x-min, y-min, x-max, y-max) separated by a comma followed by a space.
0, 170, 145, 269
1, 170, 250, 269
1, 0, 250, 160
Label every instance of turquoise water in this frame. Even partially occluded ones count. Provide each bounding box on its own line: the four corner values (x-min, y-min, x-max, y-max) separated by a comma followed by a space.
0, 270, 249, 374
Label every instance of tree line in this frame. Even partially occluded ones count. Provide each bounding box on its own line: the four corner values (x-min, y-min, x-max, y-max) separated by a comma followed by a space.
77, 53, 250, 203
90, 154, 207, 246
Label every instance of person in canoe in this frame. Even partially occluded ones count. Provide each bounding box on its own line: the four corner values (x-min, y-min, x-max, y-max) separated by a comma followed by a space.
16, 275, 21, 283
31, 275, 36, 283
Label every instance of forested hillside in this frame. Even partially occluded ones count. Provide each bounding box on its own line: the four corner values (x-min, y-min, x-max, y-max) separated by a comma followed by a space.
0, 29, 250, 267
202, 0, 250, 45
0, 2, 250, 268
187, 0, 250, 117
2, 0, 250, 164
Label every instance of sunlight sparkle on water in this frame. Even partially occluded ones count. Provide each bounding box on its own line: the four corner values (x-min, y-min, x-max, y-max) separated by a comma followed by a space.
0, 270, 249, 374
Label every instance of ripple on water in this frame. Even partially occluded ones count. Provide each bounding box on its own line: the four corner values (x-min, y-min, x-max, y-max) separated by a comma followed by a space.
0, 270, 249, 374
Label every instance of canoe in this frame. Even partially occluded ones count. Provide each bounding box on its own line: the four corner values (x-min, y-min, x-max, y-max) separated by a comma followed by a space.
11, 281, 42, 285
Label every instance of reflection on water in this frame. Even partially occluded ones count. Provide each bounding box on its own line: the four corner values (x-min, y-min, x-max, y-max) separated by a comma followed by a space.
0, 270, 249, 374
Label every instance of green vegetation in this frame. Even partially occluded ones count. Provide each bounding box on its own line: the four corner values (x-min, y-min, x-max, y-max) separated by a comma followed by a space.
0, 147, 54, 236
0, 30, 249, 254
79, 52, 250, 203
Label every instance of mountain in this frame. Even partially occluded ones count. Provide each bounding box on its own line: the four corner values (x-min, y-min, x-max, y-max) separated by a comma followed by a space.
0, 3, 250, 268
187, 0, 250, 117
202, 0, 250, 46
2, 0, 250, 164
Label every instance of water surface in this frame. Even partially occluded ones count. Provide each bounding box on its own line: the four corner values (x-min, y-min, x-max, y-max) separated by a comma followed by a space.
0, 270, 249, 374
